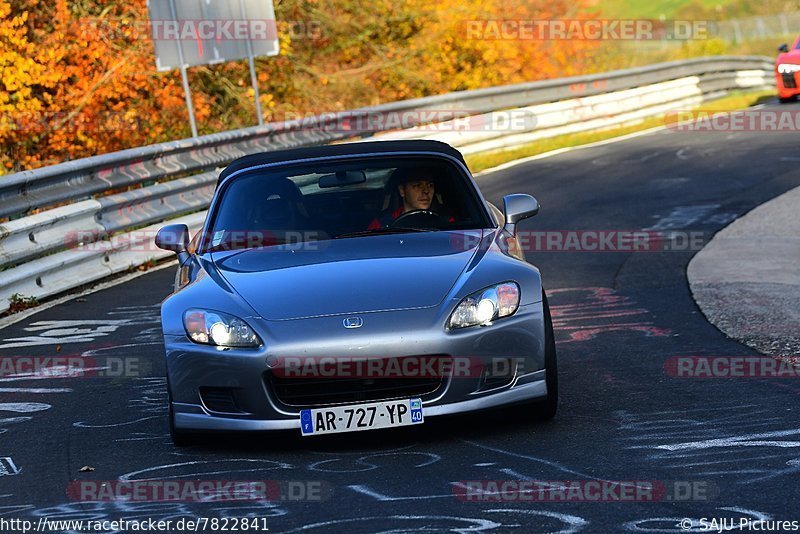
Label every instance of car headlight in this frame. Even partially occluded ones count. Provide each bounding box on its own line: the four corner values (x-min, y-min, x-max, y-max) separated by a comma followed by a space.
183, 309, 261, 347
778, 63, 800, 74
447, 282, 520, 329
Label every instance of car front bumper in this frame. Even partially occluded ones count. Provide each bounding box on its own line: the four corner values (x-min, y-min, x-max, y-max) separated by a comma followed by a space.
777, 70, 800, 97
164, 301, 548, 433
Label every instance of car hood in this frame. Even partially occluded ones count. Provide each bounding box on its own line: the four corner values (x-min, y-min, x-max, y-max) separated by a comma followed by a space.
212, 230, 484, 320
778, 51, 800, 65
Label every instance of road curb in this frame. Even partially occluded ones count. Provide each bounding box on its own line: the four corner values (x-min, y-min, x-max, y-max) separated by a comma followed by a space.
688, 184, 800, 356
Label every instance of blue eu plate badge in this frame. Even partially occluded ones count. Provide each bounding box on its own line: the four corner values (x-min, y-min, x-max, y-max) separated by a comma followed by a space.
300, 409, 314, 434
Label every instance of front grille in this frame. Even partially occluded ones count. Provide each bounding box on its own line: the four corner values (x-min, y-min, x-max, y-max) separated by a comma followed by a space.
267, 356, 449, 408
783, 73, 798, 89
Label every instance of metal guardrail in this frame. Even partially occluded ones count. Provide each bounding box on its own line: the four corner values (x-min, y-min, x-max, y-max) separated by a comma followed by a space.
0, 55, 775, 313
0, 56, 772, 219
375, 68, 772, 154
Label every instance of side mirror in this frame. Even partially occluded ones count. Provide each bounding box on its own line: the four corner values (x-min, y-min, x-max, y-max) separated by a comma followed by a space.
155, 224, 189, 255
502, 194, 540, 235
779, 43, 789, 53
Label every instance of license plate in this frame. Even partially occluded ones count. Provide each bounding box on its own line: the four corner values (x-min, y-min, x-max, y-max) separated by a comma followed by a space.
300, 398, 423, 436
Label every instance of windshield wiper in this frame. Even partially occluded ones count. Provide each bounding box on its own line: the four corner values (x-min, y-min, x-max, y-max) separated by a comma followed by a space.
335, 227, 434, 239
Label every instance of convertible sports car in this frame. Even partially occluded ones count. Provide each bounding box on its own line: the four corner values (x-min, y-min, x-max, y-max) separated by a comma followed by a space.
777, 37, 800, 103
156, 140, 556, 445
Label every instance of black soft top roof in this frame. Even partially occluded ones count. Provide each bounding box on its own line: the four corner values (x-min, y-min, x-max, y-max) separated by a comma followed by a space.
217, 140, 467, 184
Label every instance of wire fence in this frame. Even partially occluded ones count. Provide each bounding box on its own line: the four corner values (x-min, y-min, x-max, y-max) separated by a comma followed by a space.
711, 12, 800, 44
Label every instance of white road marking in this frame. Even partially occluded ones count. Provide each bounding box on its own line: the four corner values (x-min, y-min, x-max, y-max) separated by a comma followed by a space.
624, 507, 770, 532
73, 416, 159, 428
308, 452, 440, 473
0, 320, 132, 349
0, 458, 20, 477
0, 417, 32, 425
0, 388, 72, 393
0, 504, 35, 516
348, 484, 454, 501
485, 509, 588, 534
0, 368, 109, 382
0, 403, 51, 413
24, 320, 132, 330
280, 516, 503, 533
645, 204, 720, 231
652, 428, 800, 452
118, 459, 292, 482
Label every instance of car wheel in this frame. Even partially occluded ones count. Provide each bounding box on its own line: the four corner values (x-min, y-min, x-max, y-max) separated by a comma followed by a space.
779, 95, 797, 104
531, 289, 558, 420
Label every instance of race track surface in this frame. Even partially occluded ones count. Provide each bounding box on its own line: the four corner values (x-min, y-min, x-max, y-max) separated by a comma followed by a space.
2, 101, 799, 533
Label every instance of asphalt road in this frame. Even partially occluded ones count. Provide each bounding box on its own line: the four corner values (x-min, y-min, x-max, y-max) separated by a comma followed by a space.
2, 101, 800, 533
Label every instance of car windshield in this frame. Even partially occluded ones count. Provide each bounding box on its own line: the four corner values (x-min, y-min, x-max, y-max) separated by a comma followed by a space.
204, 156, 491, 252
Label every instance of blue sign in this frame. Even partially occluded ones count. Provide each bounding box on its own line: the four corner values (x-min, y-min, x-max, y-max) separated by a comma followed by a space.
410, 398, 423, 423
300, 409, 314, 435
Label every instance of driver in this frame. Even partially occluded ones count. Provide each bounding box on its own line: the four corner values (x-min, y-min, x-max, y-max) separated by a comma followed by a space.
367, 169, 443, 229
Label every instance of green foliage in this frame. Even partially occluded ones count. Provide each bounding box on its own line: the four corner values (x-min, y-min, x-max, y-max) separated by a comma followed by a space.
8, 293, 38, 313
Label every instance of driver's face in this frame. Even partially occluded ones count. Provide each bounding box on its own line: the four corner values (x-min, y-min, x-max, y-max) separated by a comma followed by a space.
399, 179, 435, 212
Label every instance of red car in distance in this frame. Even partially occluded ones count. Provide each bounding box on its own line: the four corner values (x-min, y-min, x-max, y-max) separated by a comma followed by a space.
777, 36, 800, 103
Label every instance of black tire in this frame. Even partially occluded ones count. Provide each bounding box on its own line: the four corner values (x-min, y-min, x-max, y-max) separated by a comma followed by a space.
779, 95, 797, 104
531, 290, 558, 420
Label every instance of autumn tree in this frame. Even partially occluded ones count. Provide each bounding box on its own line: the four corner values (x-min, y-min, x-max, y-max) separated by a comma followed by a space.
1, 0, 210, 173
3, 0, 600, 174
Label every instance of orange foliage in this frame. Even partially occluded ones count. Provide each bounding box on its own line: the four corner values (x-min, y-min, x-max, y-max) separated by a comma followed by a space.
1, 0, 213, 172
2, 0, 599, 174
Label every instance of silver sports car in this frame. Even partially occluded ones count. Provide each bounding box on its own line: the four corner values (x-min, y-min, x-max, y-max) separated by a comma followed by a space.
156, 140, 556, 445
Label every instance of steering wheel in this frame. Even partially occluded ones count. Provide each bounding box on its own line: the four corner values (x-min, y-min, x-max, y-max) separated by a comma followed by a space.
390, 209, 442, 228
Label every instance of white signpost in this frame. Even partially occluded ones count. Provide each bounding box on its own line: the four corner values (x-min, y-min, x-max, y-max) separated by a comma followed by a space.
146, 0, 280, 136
